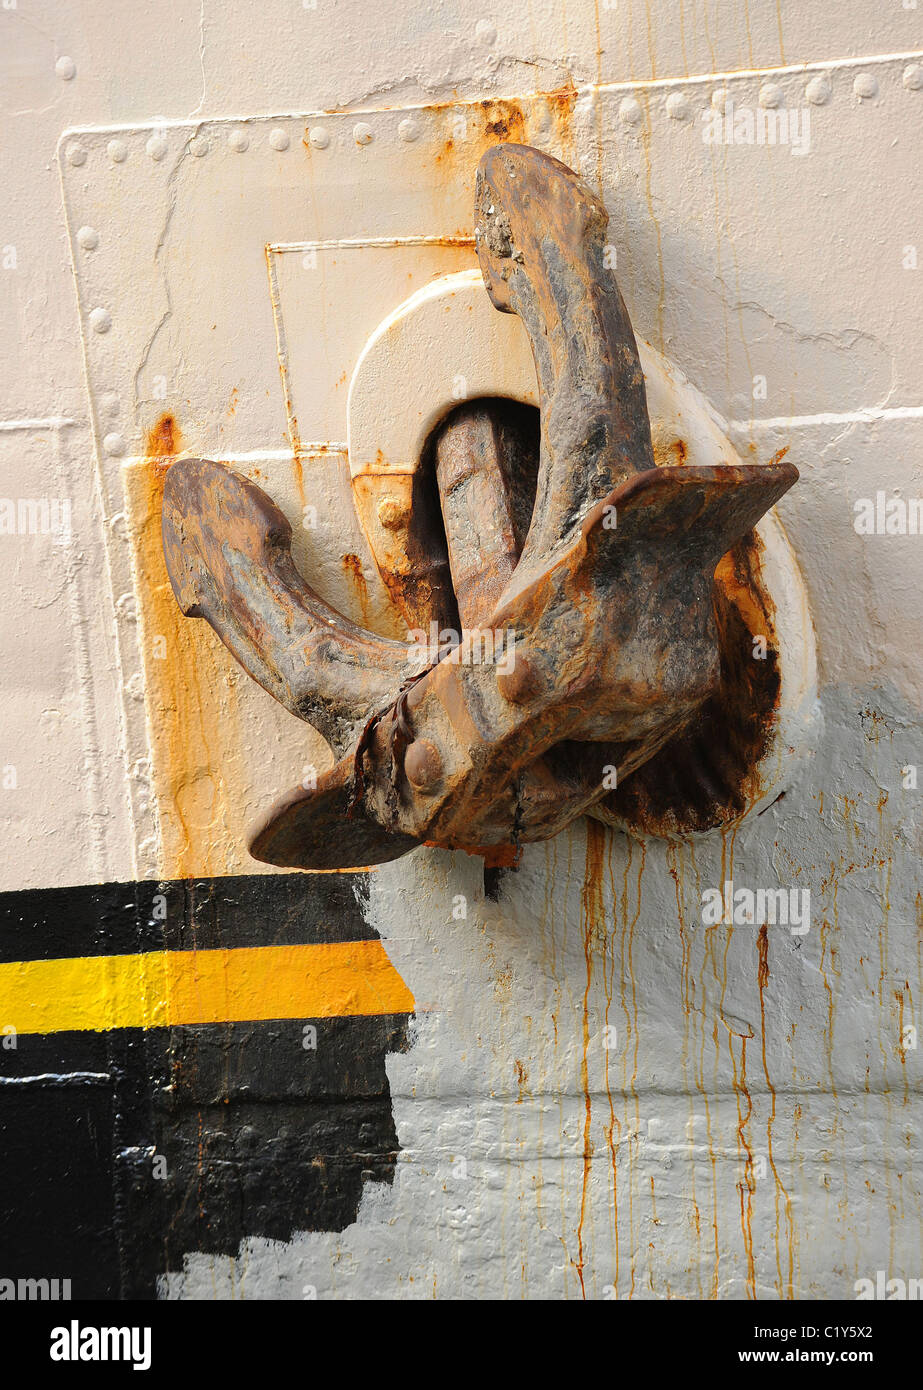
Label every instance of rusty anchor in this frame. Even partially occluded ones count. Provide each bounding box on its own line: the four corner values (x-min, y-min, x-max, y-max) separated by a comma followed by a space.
162, 144, 797, 871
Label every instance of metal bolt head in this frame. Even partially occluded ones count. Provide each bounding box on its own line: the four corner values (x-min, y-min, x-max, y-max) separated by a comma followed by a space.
405, 739, 443, 792
496, 651, 542, 705
103, 432, 126, 457
377, 496, 407, 530
806, 74, 832, 105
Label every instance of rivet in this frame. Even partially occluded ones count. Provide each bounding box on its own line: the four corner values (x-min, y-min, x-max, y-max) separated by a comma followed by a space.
107, 138, 129, 163
758, 82, 784, 109
55, 56, 76, 81
309, 125, 330, 149
903, 64, 923, 91
377, 496, 407, 530
188, 136, 209, 157
269, 127, 290, 150
146, 134, 168, 161
89, 307, 112, 335
853, 73, 878, 100
228, 128, 249, 152
665, 92, 690, 121
711, 87, 730, 111
65, 143, 87, 167
618, 96, 643, 125
76, 226, 99, 251
475, 18, 497, 46
103, 432, 126, 456
353, 122, 374, 145
398, 118, 420, 142
496, 651, 542, 705
404, 739, 443, 793
806, 74, 832, 105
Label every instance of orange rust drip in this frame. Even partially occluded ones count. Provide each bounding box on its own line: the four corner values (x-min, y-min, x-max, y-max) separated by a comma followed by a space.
731, 1029, 757, 1300
757, 924, 770, 990
575, 819, 607, 1298
341, 553, 372, 627
602, 834, 621, 1293
756, 923, 795, 1299
146, 412, 182, 468
131, 411, 255, 878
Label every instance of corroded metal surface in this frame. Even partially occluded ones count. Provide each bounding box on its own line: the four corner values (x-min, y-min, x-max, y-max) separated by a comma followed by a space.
162, 458, 410, 758
163, 144, 797, 870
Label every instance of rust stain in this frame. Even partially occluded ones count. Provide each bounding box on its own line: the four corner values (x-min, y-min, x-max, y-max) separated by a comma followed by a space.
575, 819, 606, 1299
145, 412, 182, 471
757, 923, 795, 1298
129, 417, 250, 878
757, 923, 770, 990
623, 836, 646, 1298
480, 99, 527, 144
729, 1024, 757, 1300
547, 85, 578, 126
514, 1058, 530, 1102
602, 832, 621, 1295
341, 552, 371, 626
477, 842, 521, 869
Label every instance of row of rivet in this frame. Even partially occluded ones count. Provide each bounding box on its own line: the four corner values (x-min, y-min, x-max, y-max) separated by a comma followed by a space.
65, 60, 921, 463
620, 65, 923, 124
63, 66, 923, 167
64, 118, 426, 168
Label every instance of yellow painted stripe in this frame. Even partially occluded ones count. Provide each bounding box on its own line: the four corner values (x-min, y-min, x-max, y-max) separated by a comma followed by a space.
0, 942, 414, 1034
